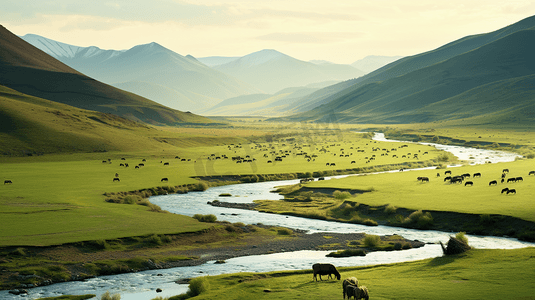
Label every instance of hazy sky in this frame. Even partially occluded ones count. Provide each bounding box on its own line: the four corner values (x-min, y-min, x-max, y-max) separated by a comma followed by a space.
2, 1, 535, 64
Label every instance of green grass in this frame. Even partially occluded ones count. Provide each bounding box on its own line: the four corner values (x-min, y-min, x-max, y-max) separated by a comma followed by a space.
0, 130, 446, 246
177, 247, 535, 300
305, 159, 535, 222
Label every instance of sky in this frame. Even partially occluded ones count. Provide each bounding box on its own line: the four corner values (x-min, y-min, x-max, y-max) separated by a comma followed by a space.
2, 1, 535, 64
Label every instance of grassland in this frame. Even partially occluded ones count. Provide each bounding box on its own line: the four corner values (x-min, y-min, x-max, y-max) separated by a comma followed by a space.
180, 247, 535, 300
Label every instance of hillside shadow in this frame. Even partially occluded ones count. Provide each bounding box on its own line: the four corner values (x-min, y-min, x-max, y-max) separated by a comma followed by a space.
427, 253, 467, 267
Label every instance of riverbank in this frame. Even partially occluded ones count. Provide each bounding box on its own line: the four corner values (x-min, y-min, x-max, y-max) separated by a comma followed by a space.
0, 224, 424, 291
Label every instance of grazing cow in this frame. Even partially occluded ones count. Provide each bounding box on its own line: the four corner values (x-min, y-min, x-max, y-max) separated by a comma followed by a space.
4, 180, 12, 185
473, 172, 482, 178
120, 163, 124, 167
444, 176, 452, 182
343, 277, 358, 299
163, 162, 170, 166
138, 163, 144, 167
501, 188, 509, 194
142, 159, 146, 162
462, 173, 471, 178
113, 178, 120, 182
161, 178, 168, 182
516, 176, 523, 182
451, 178, 463, 184
330, 163, 336, 166
312, 263, 340, 281
465, 181, 473, 186
351, 161, 356, 164
507, 178, 516, 183
135, 166, 139, 169
419, 177, 429, 182
345, 285, 369, 300
507, 189, 516, 195
488, 180, 497, 186
529, 171, 535, 176
503, 169, 509, 173
102, 160, 107, 163
318, 177, 325, 181
501, 178, 505, 184
445, 170, 452, 175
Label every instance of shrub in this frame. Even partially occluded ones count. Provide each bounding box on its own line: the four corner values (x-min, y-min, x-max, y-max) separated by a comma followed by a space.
363, 234, 381, 247
384, 204, 397, 214
100, 291, 121, 300
455, 232, 469, 245
193, 182, 209, 191
333, 190, 351, 200
277, 228, 293, 235
219, 193, 232, 197
188, 276, 209, 297
147, 234, 162, 246
193, 214, 217, 223
361, 219, 378, 226
403, 210, 433, 228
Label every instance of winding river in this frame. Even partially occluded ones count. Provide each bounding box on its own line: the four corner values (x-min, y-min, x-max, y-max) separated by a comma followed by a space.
2, 133, 530, 300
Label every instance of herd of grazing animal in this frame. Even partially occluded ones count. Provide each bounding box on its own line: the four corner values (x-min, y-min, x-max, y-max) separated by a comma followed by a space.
312, 264, 369, 299
417, 167, 535, 195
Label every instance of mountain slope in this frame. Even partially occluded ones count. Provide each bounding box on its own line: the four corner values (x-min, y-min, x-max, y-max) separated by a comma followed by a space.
273, 15, 535, 121
0, 25, 213, 125
294, 27, 535, 125
21, 34, 260, 112
214, 49, 365, 93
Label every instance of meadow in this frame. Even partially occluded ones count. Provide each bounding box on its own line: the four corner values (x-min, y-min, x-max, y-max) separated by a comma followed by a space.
0, 130, 444, 246
180, 247, 535, 300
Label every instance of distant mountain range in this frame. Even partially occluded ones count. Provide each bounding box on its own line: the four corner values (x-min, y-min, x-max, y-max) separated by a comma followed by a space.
210, 49, 365, 94
0, 25, 213, 126
21, 34, 260, 113
273, 14, 535, 127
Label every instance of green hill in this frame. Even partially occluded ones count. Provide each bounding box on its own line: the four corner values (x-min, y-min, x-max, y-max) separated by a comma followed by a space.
280, 16, 535, 126
0, 25, 214, 126
0, 84, 179, 155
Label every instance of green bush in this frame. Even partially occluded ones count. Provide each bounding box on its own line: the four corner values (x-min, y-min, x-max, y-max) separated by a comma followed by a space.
333, 190, 351, 200
193, 214, 217, 222
100, 291, 121, 300
188, 276, 209, 297
455, 232, 469, 245
403, 210, 433, 228
361, 219, 378, 226
277, 228, 293, 235
363, 234, 381, 247
384, 204, 397, 214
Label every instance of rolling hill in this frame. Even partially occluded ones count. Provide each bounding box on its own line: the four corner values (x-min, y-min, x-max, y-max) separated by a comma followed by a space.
0, 25, 213, 126
21, 34, 260, 113
213, 49, 365, 93
277, 15, 535, 127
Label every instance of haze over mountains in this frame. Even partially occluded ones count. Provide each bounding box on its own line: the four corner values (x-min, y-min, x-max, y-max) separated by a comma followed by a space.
22, 35, 375, 113
21, 34, 260, 112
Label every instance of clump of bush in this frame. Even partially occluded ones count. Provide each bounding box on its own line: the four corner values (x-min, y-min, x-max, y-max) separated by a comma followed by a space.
361, 219, 378, 226
333, 190, 351, 200
384, 204, 397, 214
193, 214, 217, 223
363, 234, 381, 247
100, 291, 121, 300
277, 228, 293, 235
455, 232, 469, 245
187, 276, 210, 297
402, 210, 434, 229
